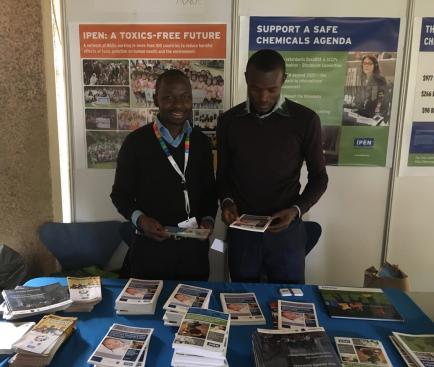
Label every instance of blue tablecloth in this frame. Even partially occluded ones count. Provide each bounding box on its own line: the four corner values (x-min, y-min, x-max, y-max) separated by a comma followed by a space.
1, 278, 433, 366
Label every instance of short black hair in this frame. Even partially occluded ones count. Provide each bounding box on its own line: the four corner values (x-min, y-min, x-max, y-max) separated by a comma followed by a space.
155, 69, 191, 93
246, 49, 286, 74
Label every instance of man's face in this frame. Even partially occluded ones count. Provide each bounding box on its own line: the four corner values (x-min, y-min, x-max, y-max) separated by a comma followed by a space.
154, 76, 192, 128
245, 65, 286, 115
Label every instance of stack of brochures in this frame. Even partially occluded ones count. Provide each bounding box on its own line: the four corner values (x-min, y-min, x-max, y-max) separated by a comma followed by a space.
88, 323, 153, 367
163, 284, 212, 327
0, 321, 35, 354
252, 327, 341, 367
2, 283, 72, 320
390, 332, 434, 366
171, 307, 230, 367
115, 278, 163, 315
318, 285, 404, 321
277, 300, 319, 330
220, 292, 266, 326
229, 214, 273, 232
66, 276, 102, 312
10, 314, 77, 366
335, 337, 392, 366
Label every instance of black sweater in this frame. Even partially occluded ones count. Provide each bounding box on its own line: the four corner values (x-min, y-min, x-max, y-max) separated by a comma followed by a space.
216, 98, 328, 216
111, 124, 217, 226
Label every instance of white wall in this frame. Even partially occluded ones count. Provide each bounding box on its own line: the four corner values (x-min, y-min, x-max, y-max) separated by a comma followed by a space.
388, 178, 434, 291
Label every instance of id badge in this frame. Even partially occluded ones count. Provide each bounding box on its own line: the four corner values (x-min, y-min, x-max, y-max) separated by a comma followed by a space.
178, 217, 198, 229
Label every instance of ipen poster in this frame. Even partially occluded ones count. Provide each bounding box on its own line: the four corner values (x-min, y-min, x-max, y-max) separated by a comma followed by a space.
408, 18, 434, 166
80, 24, 226, 169
249, 17, 400, 166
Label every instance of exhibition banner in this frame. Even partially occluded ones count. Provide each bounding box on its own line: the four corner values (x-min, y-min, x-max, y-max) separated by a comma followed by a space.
80, 24, 226, 168
408, 17, 434, 166
249, 17, 400, 166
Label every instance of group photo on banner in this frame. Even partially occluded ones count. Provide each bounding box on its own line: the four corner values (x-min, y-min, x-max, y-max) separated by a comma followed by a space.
79, 24, 226, 169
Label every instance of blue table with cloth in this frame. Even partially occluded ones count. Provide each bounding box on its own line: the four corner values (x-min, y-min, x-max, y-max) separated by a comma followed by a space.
1, 277, 433, 366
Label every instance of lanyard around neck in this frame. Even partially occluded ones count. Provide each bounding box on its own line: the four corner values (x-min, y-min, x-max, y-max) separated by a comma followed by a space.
152, 121, 191, 219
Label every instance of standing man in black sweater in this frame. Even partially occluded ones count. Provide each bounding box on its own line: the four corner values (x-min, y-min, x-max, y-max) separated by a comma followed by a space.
111, 69, 217, 280
217, 49, 328, 284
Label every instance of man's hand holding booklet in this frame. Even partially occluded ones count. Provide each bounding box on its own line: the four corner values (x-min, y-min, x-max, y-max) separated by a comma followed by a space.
165, 226, 211, 240
229, 214, 273, 232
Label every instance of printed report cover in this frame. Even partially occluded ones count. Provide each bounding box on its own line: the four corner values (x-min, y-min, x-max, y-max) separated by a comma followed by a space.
318, 286, 403, 321
335, 337, 392, 366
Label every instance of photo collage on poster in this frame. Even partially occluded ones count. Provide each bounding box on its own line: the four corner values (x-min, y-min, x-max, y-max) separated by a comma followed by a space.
83, 59, 224, 169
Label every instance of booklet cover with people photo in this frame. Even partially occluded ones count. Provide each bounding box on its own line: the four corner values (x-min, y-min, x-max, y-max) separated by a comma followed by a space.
172, 307, 230, 361
165, 226, 211, 240
318, 286, 403, 321
11, 315, 77, 366
220, 292, 266, 325
66, 276, 102, 312
229, 214, 273, 232
88, 324, 153, 367
115, 278, 163, 315
335, 337, 392, 367
67, 276, 102, 303
163, 284, 212, 314
277, 300, 319, 330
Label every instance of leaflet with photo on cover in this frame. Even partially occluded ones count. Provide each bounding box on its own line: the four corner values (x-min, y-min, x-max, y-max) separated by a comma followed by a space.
67, 276, 101, 303
220, 292, 265, 325
11, 314, 77, 367
66, 276, 102, 312
229, 214, 273, 232
335, 337, 392, 366
115, 278, 163, 315
165, 226, 211, 240
252, 327, 341, 367
2, 283, 72, 320
391, 332, 434, 367
88, 323, 153, 367
13, 314, 76, 355
318, 286, 403, 321
277, 300, 319, 330
173, 307, 230, 360
163, 284, 212, 313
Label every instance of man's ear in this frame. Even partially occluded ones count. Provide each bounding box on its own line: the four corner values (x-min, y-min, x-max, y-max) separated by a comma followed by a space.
244, 71, 248, 83
282, 73, 287, 84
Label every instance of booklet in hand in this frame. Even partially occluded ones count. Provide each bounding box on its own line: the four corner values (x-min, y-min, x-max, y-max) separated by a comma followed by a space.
165, 226, 211, 240
229, 214, 273, 232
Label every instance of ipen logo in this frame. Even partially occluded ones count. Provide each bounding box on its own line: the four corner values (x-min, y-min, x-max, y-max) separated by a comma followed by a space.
354, 138, 374, 148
